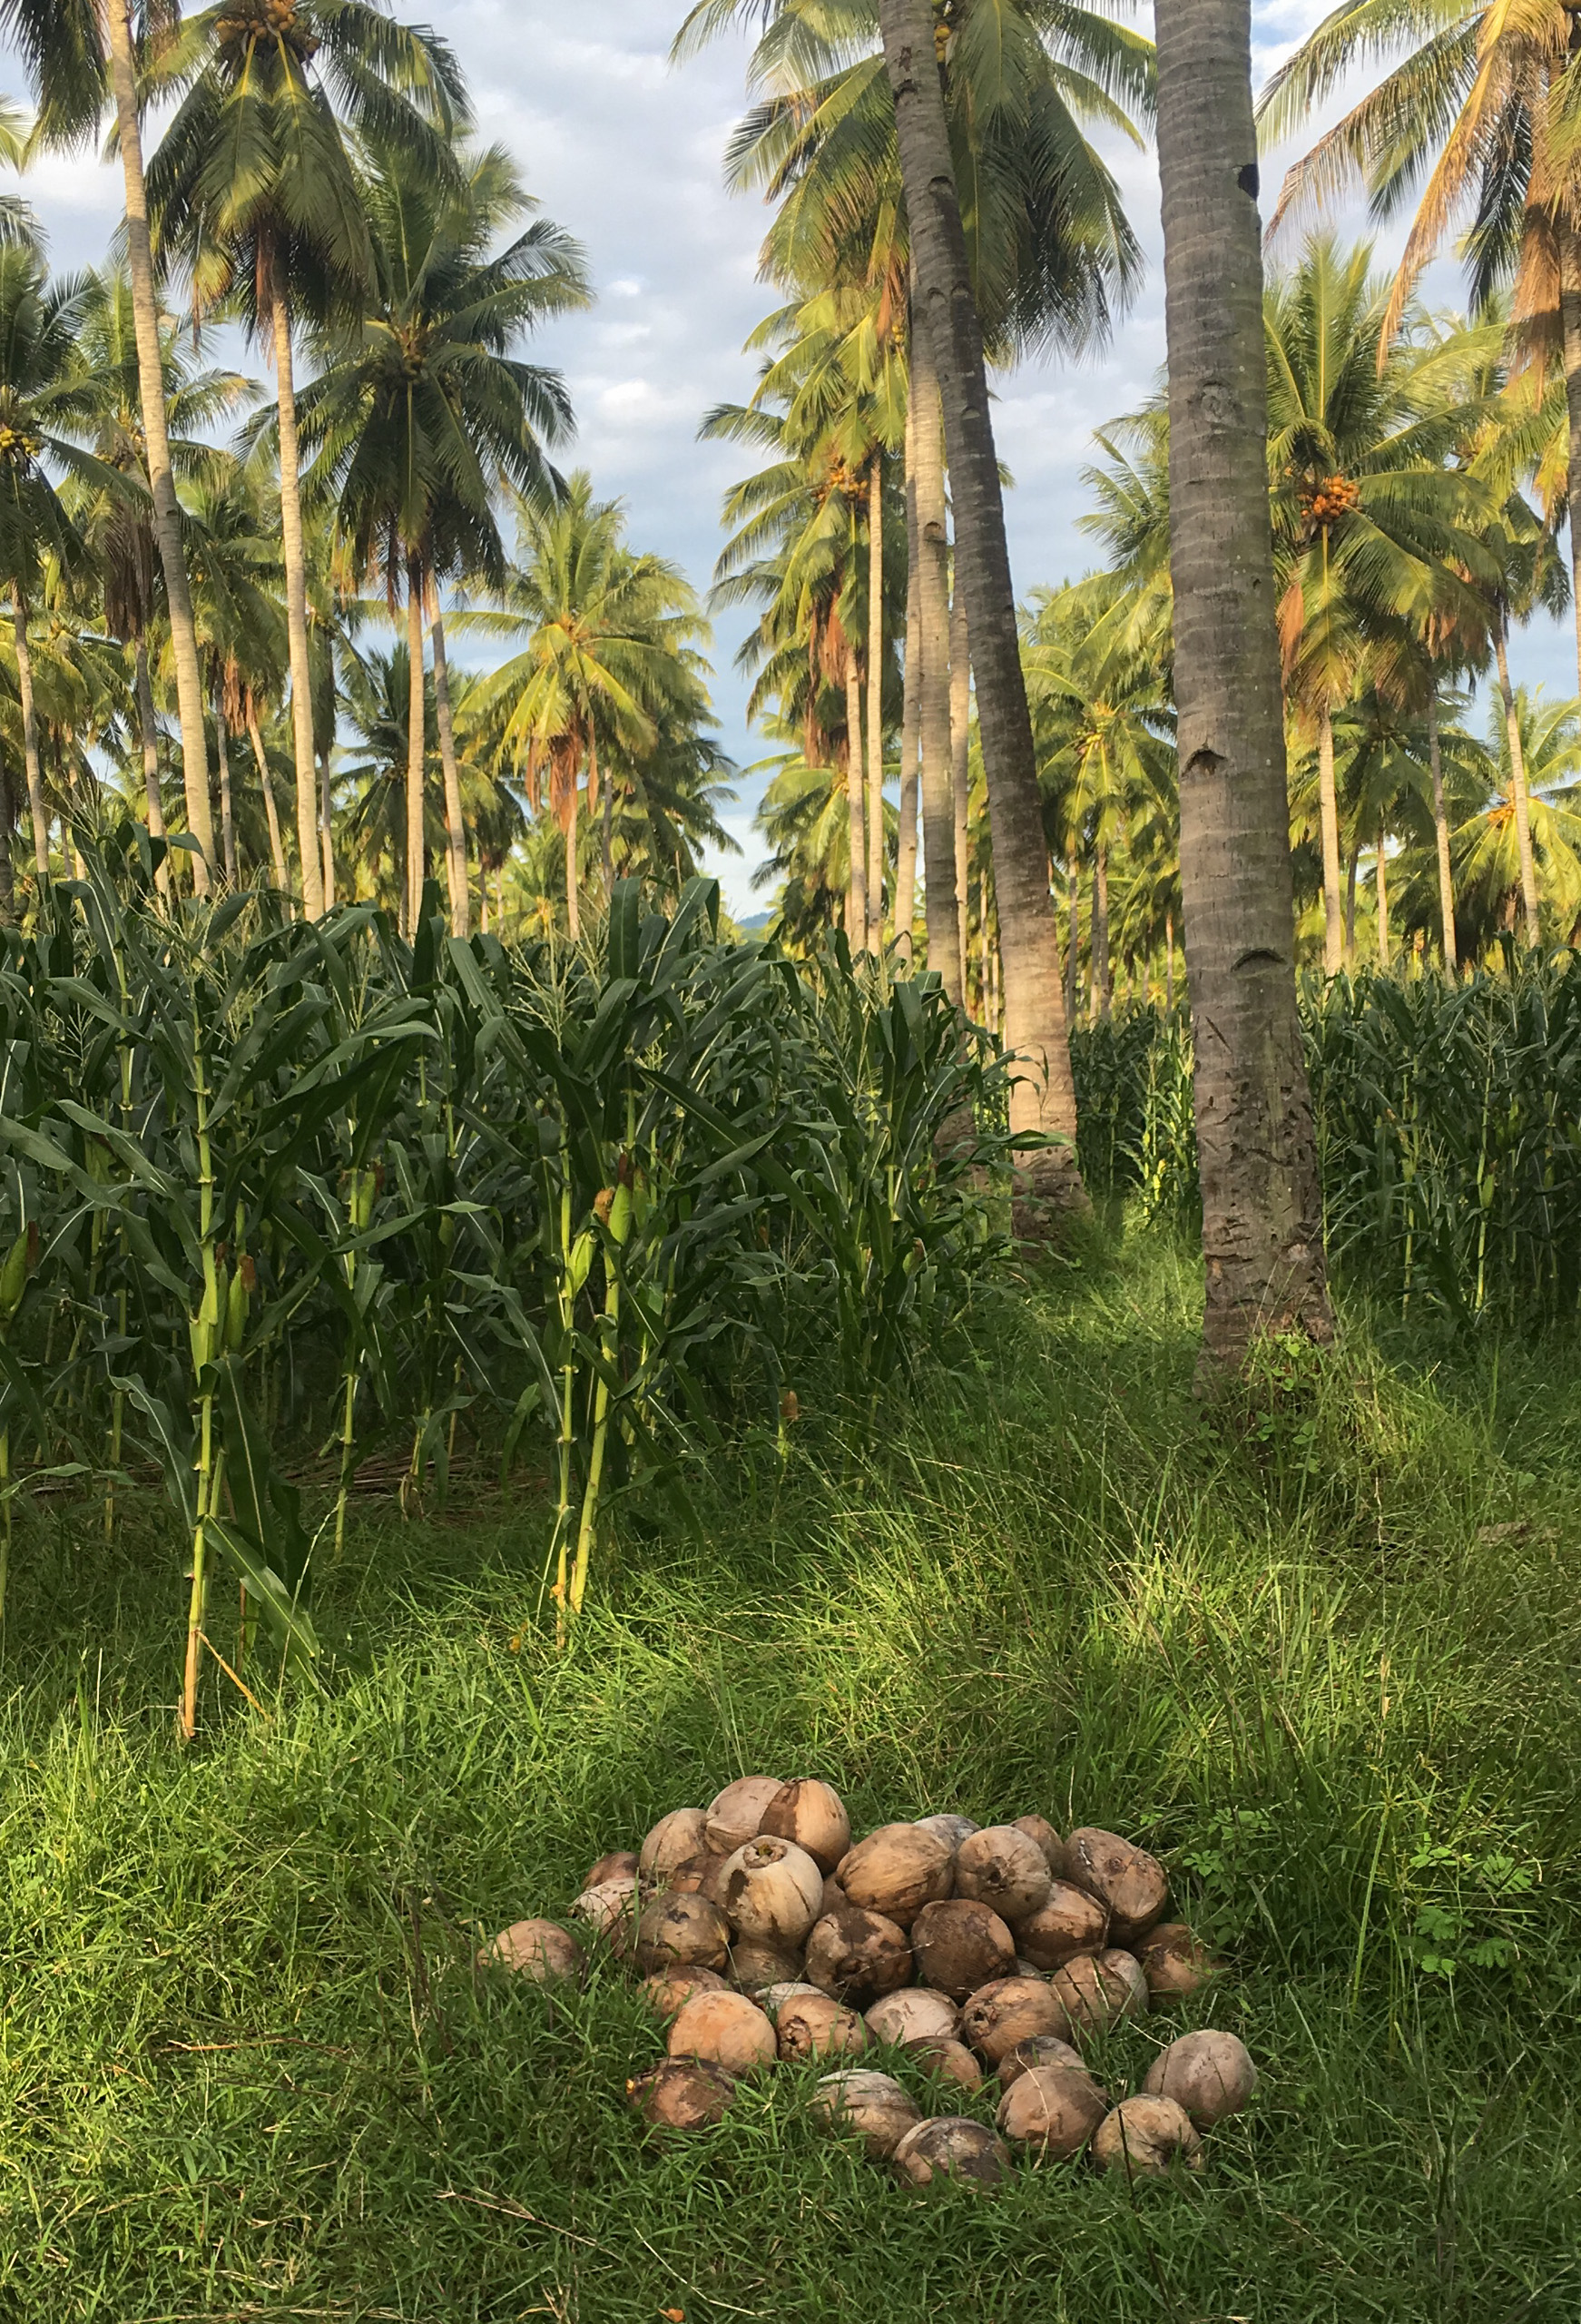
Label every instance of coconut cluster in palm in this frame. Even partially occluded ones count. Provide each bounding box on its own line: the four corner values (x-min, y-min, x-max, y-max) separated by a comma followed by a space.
479, 1780, 1259, 2181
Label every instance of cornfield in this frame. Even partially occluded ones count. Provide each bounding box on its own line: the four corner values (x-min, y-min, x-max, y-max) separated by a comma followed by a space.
1071, 952, 1581, 1329
0, 842, 1012, 1725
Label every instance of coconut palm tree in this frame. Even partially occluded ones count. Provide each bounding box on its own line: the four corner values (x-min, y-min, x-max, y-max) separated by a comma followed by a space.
5, 2, 219, 881
296, 135, 586, 936
183, 459, 290, 887
143, 0, 470, 921
1153, 0, 1332, 1365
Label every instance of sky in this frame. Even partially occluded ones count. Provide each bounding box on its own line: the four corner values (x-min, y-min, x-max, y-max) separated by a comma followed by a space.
5, 1, 1576, 913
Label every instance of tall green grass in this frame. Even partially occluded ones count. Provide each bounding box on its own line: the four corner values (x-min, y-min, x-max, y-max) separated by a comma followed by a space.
1071, 951, 1581, 1327
1, 1233, 1576, 2321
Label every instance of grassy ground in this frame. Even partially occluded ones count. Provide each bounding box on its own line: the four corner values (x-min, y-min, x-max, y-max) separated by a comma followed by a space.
3, 1226, 1578, 2323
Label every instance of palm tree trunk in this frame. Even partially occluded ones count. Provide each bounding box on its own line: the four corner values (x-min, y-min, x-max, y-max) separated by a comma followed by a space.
909, 301, 960, 1000
1494, 623, 1540, 947
1375, 825, 1389, 967
1561, 220, 1581, 697
213, 688, 237, 884
1065, 849, 1080, 1022
565, 780, 581, 942
318, 750, 336, 909
1427, 687, 1457, 972
0, 764, 13, 925
104, 0, 213, 891
949, 570, 971, 992
594, 733, 614, 896
1165, 907, 1175, 1012
1095, 842, 1112, 1017
429, 608, 469, 938
246, 709, 289, 891
1317, 703, 1344, 974
11, 586, 47, 881
133, 639, 171, 900
1154, 0, 1331, 1364
894, 395, 921, 960
866, 453, 886, 948
267, 246, 326, 922
1344, 838, 1359, 963
879, 0, 1083, 1220
405, 556, 427, 935
844, 646, 868, 947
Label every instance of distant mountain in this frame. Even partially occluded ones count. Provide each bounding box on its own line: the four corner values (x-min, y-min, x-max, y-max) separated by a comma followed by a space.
735, 911, 774, 934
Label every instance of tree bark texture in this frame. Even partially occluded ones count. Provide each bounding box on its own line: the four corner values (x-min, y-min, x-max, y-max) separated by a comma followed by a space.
214, 690, 237, 884
247, 709, 288, 891
565, 780, 581, 942
894, 392, 921, 960
1494, 625, 1540, 946
866, 453, 886, 948
11, 588, 46, 880
1375, 826, 1389, 966
1317, 703, 1343, 975
949, 566, 971, 990
1154, 0, 1331, 1363
269, 253, 327, 921
104, 0, 213, 890
1065, 849, 1079, 1022
1561, 219, 1581, 698
133, 640, 171, 897
909, 304, 961, 1000
879, 0, 1083, 1218
844, 645, 867, 948
406, 559, 427, 936
1094, 843, 1112, 1015
430, 608, 470, 937
318, 750, 336, 908
1427, 687, 1457, 971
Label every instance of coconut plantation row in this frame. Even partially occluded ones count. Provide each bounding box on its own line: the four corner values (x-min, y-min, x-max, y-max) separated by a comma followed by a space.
0, 2, 1578, 2320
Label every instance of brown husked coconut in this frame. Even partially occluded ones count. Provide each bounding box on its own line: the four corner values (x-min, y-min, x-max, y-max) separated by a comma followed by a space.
705, 1776, 782, 1856
719, 1837, 825, 1947
997, 2059, 1110, 2158
1013, 1815, 1066, 1878
1136, 1923, 1219, 2001
1093, 2093, 1203, 2177
959, 1975, 1073, 2064
627, 2057, 737, 2132
910, 1898, 1016, 2001
905, 2035, 983, 2091
954, 1826, 1055, 1926
914, 1813, 979, 1853
634, 1891, 732, 1976
642, 1965, 728, 2018
670, 1852, 732, 1906
1016, 1881, 1111, 1971
728, 1936, 806, 1993
476, 1918, 584, 1984
639, 1807, 711, 1886
1047, 1950, 1147, 2034
813, 2067, 921, 2159
1144, 2030, 1258, 2126
584, 1848, 639, 1890
760, 1779, 851, 1874
804, 1905, 913, 2004
1065, 1828, 1171, 1946
996, 2034, 1086, 2090
836, 1825, 954, 1928
667, 1988, 777, 2074
864, 1987, 959, 2047
775, 1991, 869, 2063
892, 2116, 1010, 2188
571, 1875, 638, 1956
820, 1874, 847, 1917
759, 1978, 822, 2013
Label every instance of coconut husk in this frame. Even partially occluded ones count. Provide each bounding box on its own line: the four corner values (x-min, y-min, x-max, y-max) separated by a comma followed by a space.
1064, 1828, 1170, 1946
909, 1898, 1016, 2001
1013, 1815, 1065, 1878
627, 2057, 737, 2132
1135, 1922, 1218, 2000
705, 1776, 782, 1856
812, 2068, 920, 2159
775, 1991, 869, 2063
634, 1890, 731, 1975
836, 1824, 954, 1928
1143, 2030, 1257, 2126
954, 1826, 1055, 1926
476, 1918, 584, 1984
728, 1935, 806, 1993
892, 2116, 1010, 2187
570, 1875, 638, 1957
1016, 1881, 1110, 1971
996, 2059, 1109, 2157
863, 1986, 959, 2046
584, 1848, 639, 1890
804, 1905, 913, 2005
719, 1837, 824, 1946
1092, 2093, 1203, 2176
667, 1988, 776, 2074
759, 1779, 851, 1874
641, 1965, 728, 2018
904, 2035, 983, 2091
639, 1807, 712, 1886
959, 1975, 1073, 2064
1046, 1950, 1146, 2035
996, 2033, 1086, 2090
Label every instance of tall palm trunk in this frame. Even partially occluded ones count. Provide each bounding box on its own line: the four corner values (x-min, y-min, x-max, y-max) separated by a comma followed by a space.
1065, 849, 1079, 1022
1427, 687, 1457, 972
894, 395, 921, 960
429, 606, 469, 938
866, 454, 886, 948
565, 778, 581, 943
879, 0, 1082, 1216
405, 555, 427, 935
950, 576, 971, 990
601, 752, 614, 895
1317, 702, 1344, 974
1165, 908, 1176, 1011
1344, 839, 1359, 962
844, 645, 867, 946
1562, 219, 1581, 697
213, 688, 237, 883
268, 247, 326, 921
1375, 825, 1389, 966
133, 640, 171, 898
909, 302, 961, 1000
246, 708, 289, 891
11, 587, 46, 881
1494, 623, 1540, 946
104, 0, 213, 890
1154, 0, 1331, 1364
0, 765, 13, 923
1094, 842, 1112, 1016
318, 752, 336, 909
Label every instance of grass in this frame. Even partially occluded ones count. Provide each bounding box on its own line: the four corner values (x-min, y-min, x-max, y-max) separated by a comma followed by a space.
3, 1224, 1579, 2323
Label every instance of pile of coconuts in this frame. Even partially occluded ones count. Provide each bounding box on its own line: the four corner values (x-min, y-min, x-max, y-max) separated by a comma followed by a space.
480, 1777, 1258, 2189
